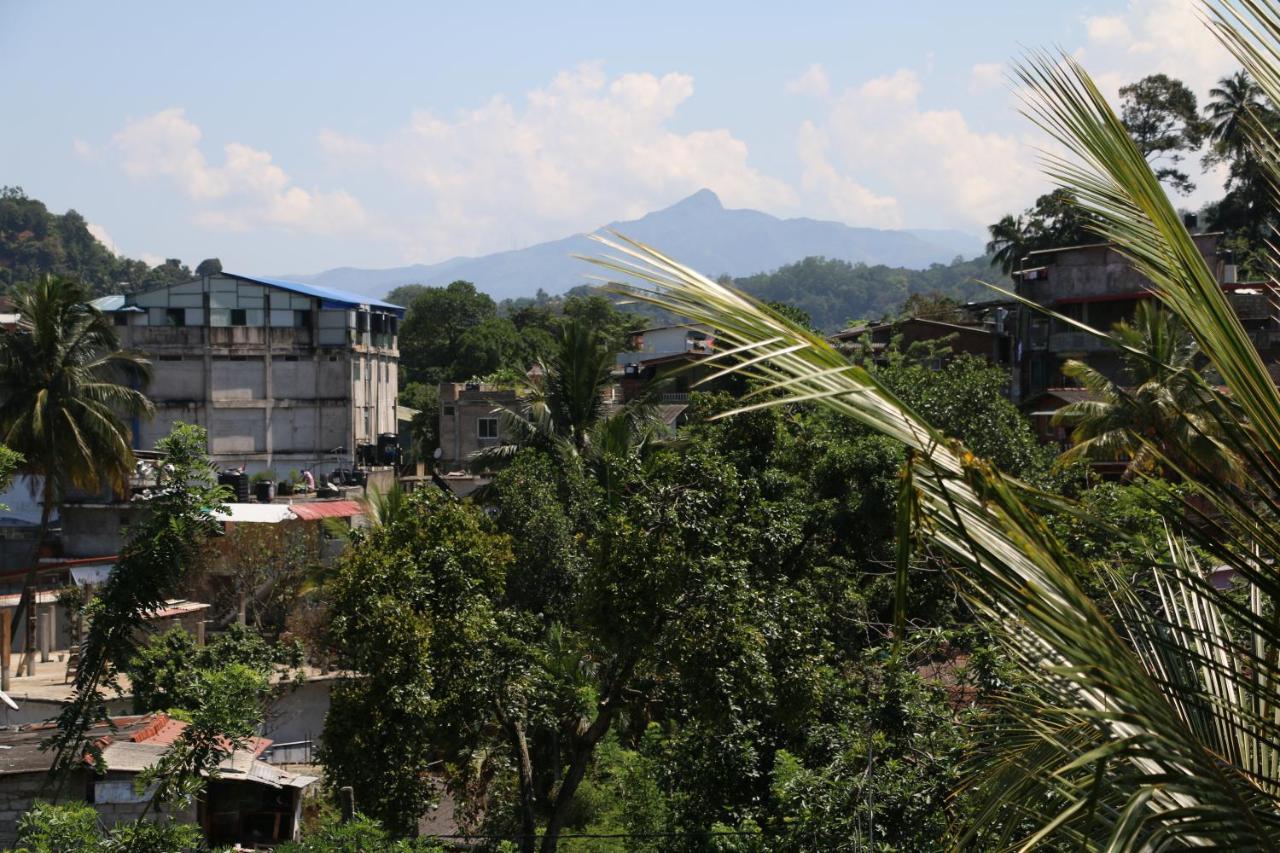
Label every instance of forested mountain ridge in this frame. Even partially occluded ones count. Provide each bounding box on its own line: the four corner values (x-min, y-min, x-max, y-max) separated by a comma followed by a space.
0, 186, 193, 295
733, 254, 1008, 331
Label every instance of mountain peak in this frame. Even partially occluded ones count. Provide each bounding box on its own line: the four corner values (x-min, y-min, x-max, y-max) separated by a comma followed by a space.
667, 188, 723, 212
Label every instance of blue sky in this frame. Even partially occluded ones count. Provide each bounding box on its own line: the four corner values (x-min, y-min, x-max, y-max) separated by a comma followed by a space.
0, 1, 1239, 274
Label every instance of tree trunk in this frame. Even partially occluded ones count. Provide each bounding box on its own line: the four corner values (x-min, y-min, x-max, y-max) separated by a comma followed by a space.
11, 480, 53, 675
538, 707, 614, 853
507, 716, 538, 853
539, 658, 635, 853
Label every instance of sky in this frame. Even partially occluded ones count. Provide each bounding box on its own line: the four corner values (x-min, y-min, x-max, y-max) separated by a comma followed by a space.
0, 0, 1244, 275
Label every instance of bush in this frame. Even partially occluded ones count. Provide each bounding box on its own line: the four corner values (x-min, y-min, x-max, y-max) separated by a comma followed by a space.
277, 812, 445, 852
14, 801, 98, 852
14, 802, 201, 853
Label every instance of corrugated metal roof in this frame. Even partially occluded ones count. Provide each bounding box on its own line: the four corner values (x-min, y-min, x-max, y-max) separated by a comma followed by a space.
288, 500, 364, 521
227, 273, 405, 316
89, 295, 143, 313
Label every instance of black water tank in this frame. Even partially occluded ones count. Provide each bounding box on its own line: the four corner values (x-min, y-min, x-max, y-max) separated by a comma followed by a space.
218, 471, 249, 502
377, 433, 399, 465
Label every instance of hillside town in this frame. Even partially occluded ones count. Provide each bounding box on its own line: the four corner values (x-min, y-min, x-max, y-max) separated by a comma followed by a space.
11, 1, 1280, 850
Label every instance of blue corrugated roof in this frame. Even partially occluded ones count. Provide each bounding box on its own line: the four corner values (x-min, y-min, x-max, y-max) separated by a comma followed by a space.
228, 273, 405, 316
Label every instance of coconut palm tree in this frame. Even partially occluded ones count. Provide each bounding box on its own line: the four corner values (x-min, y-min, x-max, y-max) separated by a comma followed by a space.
985, 213, 1030, 275
0, 277, 151, 651
473, 318, 665, 477
583, 3, 1280, 843
1051, 300, 1240, 480
1206, 69, 1272, 159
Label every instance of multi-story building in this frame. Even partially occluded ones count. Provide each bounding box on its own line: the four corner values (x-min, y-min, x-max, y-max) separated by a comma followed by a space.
92, 271, 404, 474
1010, 232, 1280, 404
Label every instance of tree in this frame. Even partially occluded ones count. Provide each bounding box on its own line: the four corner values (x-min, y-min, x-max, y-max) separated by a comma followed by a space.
127, 623, 304, 715
985, 213, 1031, 275
321, 488, 512, 837
1205, 70, 1272, 160
0, 187, 194, 295
1054, 303, 1240, 480
1119, 73, 1208, 194
897, 292, 966, 323
0, 277, 152, 651
986, 190, 1098, 275
398, 381, 440, 463
46, 423, 227, 786
194, 258, 222, 276
586, 22, 1280, 843
476, 318, 655, 471
397, 280, 497, 383
1203, 71, 1279, 277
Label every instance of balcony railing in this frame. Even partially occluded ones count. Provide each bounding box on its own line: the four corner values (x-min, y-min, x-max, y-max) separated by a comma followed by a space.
1048, 331, 1110, 353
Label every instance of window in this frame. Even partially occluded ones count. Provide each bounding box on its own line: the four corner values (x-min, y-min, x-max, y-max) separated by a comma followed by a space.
282, 355, 299, 362
443, 405, 455, 416
165, 308, 185, 327
113, 313, 127, 326
230, 308, 247, 326
294, 309, 311, 328
478, 418, 499, 439
158, 355, 183, 362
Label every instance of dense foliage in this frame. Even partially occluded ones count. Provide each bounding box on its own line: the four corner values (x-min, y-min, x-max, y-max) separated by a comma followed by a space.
733, 255, 1003, 332
14, 801, 200, 853
0, 186, 193, 295
321, 344, 1051, 850
127, 623, 304, 715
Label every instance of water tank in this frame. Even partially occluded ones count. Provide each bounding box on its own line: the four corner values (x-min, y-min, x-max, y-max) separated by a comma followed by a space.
218, 471, 250, 503
377, 433, 399, 465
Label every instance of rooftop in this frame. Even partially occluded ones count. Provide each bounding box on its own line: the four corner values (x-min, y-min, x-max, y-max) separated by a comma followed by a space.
94, 273, 405, 317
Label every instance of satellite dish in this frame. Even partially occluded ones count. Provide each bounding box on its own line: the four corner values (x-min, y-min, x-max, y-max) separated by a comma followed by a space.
0, 689, 17, 711
433, 447, 443, 460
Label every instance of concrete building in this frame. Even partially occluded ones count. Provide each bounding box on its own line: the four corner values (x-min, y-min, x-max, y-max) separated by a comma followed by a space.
1010, 233, 1280, 403
92, 272, 404, 475
437, 383, 522, 476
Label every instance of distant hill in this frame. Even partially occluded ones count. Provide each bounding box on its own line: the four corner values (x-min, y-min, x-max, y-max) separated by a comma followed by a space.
286, 189, 986, 302
734, 255, 1009, 332
0, 186, 194, 295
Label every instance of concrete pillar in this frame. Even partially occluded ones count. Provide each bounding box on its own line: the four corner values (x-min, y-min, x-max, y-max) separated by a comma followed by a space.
196, 619, 206, 647
37, 605, 50, 663
1, 609, 10, 693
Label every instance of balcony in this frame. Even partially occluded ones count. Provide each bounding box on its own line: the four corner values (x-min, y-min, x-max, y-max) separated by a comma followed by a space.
1048, 331, 1111, 353
128, 326, 206, 349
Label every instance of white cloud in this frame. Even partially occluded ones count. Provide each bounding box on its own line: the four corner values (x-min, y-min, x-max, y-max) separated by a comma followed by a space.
1080, 0, 1233, 101
72, 139, 97, 160
86, 222, 116, 254
1085, 15, 1133, 45
112, 108, 368, 235
319, 62, 795, 260
969, 62, 1004, 94
796, 121, 901, 226
787, 64, 830, 98
792, 69, 1044, 231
